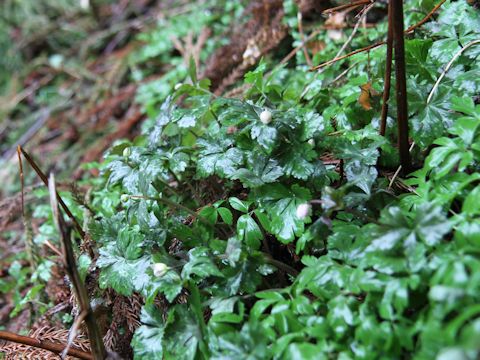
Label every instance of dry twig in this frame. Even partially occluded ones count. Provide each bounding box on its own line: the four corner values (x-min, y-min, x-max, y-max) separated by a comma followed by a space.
48, 173, 106, 359
18, 146, 85, 239
333, 2, 375, 60
310, 0, 448, 71
323, 0, 374, 14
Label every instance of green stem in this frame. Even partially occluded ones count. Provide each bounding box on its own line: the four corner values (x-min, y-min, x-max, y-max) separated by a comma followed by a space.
264, 256, 299, 277
187, 281, 210, 358
129, 195, 211, 226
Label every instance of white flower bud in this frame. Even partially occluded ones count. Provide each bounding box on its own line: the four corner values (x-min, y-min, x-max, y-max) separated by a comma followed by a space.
296, 203, 311, 220
79, 0, 90, 10
123, 147, 131, 158
259, 110, 272, 125
152, 263, 169, 277
120, 194, 129, 203
174, 83, 183, 90
308, 139, 315, 147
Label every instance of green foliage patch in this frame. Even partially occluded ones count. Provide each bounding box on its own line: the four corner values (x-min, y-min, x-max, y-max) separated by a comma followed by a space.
6, 0, 480, 359
87, 1, 480, 358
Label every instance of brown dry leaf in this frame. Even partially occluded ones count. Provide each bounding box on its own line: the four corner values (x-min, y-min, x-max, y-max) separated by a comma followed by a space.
325, 11, 347, 29
325, 11, 346, 40
358, 82, 380, 110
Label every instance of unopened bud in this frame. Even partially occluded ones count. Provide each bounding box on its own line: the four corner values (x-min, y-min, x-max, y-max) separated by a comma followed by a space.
152, 263, 169, 277
174, 83, 183, 90
296, 203, 311, 220
227, 126, 238, 134
120, 194, 129, 203
123, 147, 131, 158
259, 110, 272, 125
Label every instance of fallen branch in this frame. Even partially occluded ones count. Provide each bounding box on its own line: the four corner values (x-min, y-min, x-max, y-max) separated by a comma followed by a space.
0, 330, 93, 360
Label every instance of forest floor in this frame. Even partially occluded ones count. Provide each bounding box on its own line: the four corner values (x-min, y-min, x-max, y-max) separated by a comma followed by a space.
0, 0, 181, 334
1, 0, 479, 359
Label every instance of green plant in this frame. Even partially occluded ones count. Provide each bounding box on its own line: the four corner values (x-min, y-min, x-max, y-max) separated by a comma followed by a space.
81, 1, 480, 358
3, 0, 480, 358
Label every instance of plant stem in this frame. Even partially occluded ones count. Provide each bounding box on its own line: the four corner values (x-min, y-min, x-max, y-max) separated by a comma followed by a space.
264, 256, 299, 277
19, 146, 85, 239
187, 282, 210, 357
391, 0, 411, 174
48, 174, 106, 360
380, 0, 393, 136
130, 195, 211, 226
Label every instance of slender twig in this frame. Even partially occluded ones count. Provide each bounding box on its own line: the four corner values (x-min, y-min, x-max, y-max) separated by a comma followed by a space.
62, 310, 88, 359
392, 0, 411, 174
427, 39, 480, 104
18, 146, 85, 239
0, 330, 93, 360
218, 250, 299, 277
48, 174, 106, 360
44, 239, 63, 257
311, 41, 385, 70
404, 0, 447, 33
17, 146, 38, 267
299, 5, 372, 98
310, 0, 447, 71
379, 0, 393, 136
323, 0, 374, 14
297, 12, 313, 66
264, 256, 299, 277
388, 142, 415, 189
279, 29, 323, 66
329, 61, 360, 85
17, 146, 25, 217
128, 195, 211, 226
334, 3, 375, 60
